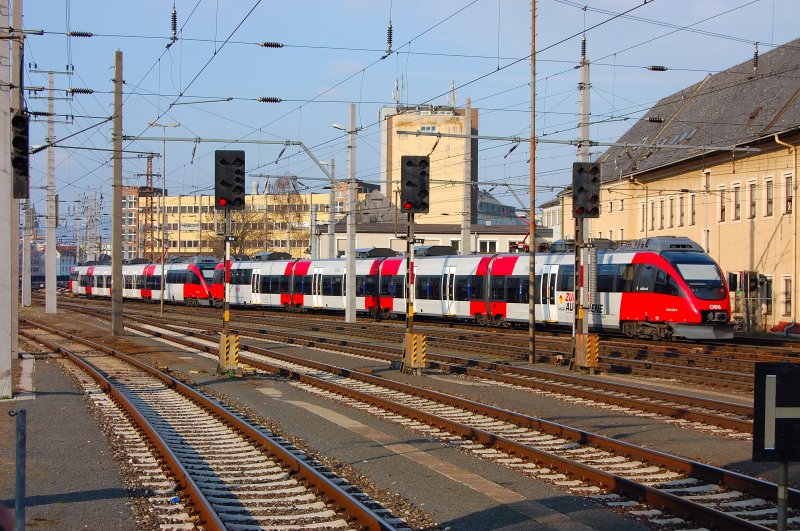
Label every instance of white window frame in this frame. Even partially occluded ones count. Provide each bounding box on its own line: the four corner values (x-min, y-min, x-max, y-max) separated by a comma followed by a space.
782, 275, 793, 317
784, 172, 794, 214
764, 176, 774, 217
732, 183, 741, 221
689, 194, 696, 226
639, 202, 645, 232
748, 179, 757, 219
717, 185, 727, 222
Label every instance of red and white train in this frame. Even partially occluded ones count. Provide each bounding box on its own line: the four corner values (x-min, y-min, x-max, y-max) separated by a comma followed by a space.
70, 237, 733, 340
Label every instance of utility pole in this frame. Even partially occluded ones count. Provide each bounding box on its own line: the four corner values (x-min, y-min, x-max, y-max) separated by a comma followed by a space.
147, 121, 179, 314
1, 0, 13, 398
111, 51, 123, 335
460, 98, 472, 255
327, 159, 335, 258
345, 103, 357, 323
528, 0, 536, 364
572, 36, 594, 371
45, 73, 56, 314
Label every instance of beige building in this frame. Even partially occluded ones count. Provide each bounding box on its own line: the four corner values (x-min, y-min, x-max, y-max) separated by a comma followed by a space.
550, 38, 800, 329
381, 104, 478, 225
142, 181, 371, 259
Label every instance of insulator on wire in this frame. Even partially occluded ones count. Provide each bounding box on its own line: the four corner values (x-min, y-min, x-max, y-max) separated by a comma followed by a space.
257, 97, 282, 103
171, 4, 177, 41
753, 42, 759, 73
386, 22, 393, 54
581, 35, 586, 59
66, 31, 93, 38
259, 41, 284, 48
647, 65, 668, 71
647, 116, 664, 123
67, 88, 94, 95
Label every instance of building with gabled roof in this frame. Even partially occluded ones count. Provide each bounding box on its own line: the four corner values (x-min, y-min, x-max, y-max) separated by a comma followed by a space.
555, 38, 800, 330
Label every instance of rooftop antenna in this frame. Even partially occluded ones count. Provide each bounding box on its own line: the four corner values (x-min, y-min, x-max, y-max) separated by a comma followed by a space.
392, 78, 401, 105
448, 80, 456, 107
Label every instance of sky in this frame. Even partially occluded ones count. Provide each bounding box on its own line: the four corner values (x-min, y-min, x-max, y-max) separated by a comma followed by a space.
19, 0, 800, 240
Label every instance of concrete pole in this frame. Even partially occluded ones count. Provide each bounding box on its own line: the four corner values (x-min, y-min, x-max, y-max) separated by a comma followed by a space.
345, 103, 357, 323
111, 51, 123, 335
460, 98, 472, 254
12, 0, 27, 315
528, 0, 536, 364
327, 159, 335, 258
0, 0, 13, 398
45, 73, 57, 314
572, 36, 590, 362
10, 0, 20, 359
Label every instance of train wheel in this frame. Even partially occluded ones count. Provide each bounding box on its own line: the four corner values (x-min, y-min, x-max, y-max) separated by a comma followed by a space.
476, 314, 488, 326
621, 321, 635, 338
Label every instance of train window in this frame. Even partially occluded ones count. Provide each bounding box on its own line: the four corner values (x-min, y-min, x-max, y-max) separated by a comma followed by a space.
213, 269, 224, 285
416, 276, 441, 300
186, 270, 198, 284
548, 274, 556, 304
505, 276, 529, 303
533, 275, 542, 304
105, 275, 112, 287
231, 269, 252, 285
70, 271, 79, 281
279, 276, 291, 293
557, 266, 574, 292
664, 252, 726, 301
321, 275, 343, 296
197, 264, 216, 282
356, 275, 377, 297
296, 275, 313, 295
619, 264, 636, 292
380, 275, 393, 296
597, 263, 619, 292
136, 276, 145, 289
124, 275, 134, 289
80, 275, 91, 287
490, 277, 505, 301
634, 264, 655, 292
146, 275, 161, 289
653, 268, 682, 296
455, 276, 485, 301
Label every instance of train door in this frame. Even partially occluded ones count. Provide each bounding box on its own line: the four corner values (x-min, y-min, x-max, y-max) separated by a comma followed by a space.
251, 269, 261, 305
312, 267, 323, 308
540, 264, 559, 322
442, 266, 457, 316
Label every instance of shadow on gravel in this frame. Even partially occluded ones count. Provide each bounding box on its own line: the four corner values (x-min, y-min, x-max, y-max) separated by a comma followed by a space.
1, 487, 129, 507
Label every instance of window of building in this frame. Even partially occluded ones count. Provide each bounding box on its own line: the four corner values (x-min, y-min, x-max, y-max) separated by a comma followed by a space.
783, 276, 792, 317
450, 239, 460, 252
639, 202, 645, 232
690, 194, 696, 226
748, 181, 757, 219
764, 276, 773, 315
786, 174, 794, 214
765, 178, 774, 217
479, 240, 497, 253
608, 229, 613, 241
607, 201, 613, 214
668, 197, 674, 228
718, 186, 726, 222
419, 125, 437, 133
619, 227, 624, 242
678, 195, 685, 227
659, 199, 664, 229
649, 200, 655, 231
732, 185, 741, 220
619, 199, 624, 212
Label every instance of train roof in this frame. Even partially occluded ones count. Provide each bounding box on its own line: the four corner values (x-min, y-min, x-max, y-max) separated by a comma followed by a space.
619, 237, 704, 253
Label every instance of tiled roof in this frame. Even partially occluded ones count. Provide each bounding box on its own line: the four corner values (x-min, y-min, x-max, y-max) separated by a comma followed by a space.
599, 38, 800, 180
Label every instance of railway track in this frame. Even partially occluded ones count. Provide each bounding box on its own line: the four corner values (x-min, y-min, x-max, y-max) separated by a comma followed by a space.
19, 320, 403, 531
34, 305, 800, 530
57, 299, 756, 434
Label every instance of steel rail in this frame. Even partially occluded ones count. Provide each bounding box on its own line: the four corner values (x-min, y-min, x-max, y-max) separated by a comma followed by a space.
108, 315, 799, 529
57, 301, 755, 432
18, 327, 226, 531
20, 319, 397, 531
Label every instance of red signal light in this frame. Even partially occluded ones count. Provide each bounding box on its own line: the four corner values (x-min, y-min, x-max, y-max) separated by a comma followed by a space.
402, 201, 413, 211
218, 198, 228, 207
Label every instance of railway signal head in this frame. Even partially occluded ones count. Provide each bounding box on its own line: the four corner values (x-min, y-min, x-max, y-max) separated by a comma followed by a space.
572, 162, 600, 218
400, 155, 430, 214
214, 150, 246, 210
11, 112, 30, 199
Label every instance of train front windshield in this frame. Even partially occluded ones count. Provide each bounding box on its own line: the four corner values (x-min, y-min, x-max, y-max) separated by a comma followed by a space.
662, 251, 726, 300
